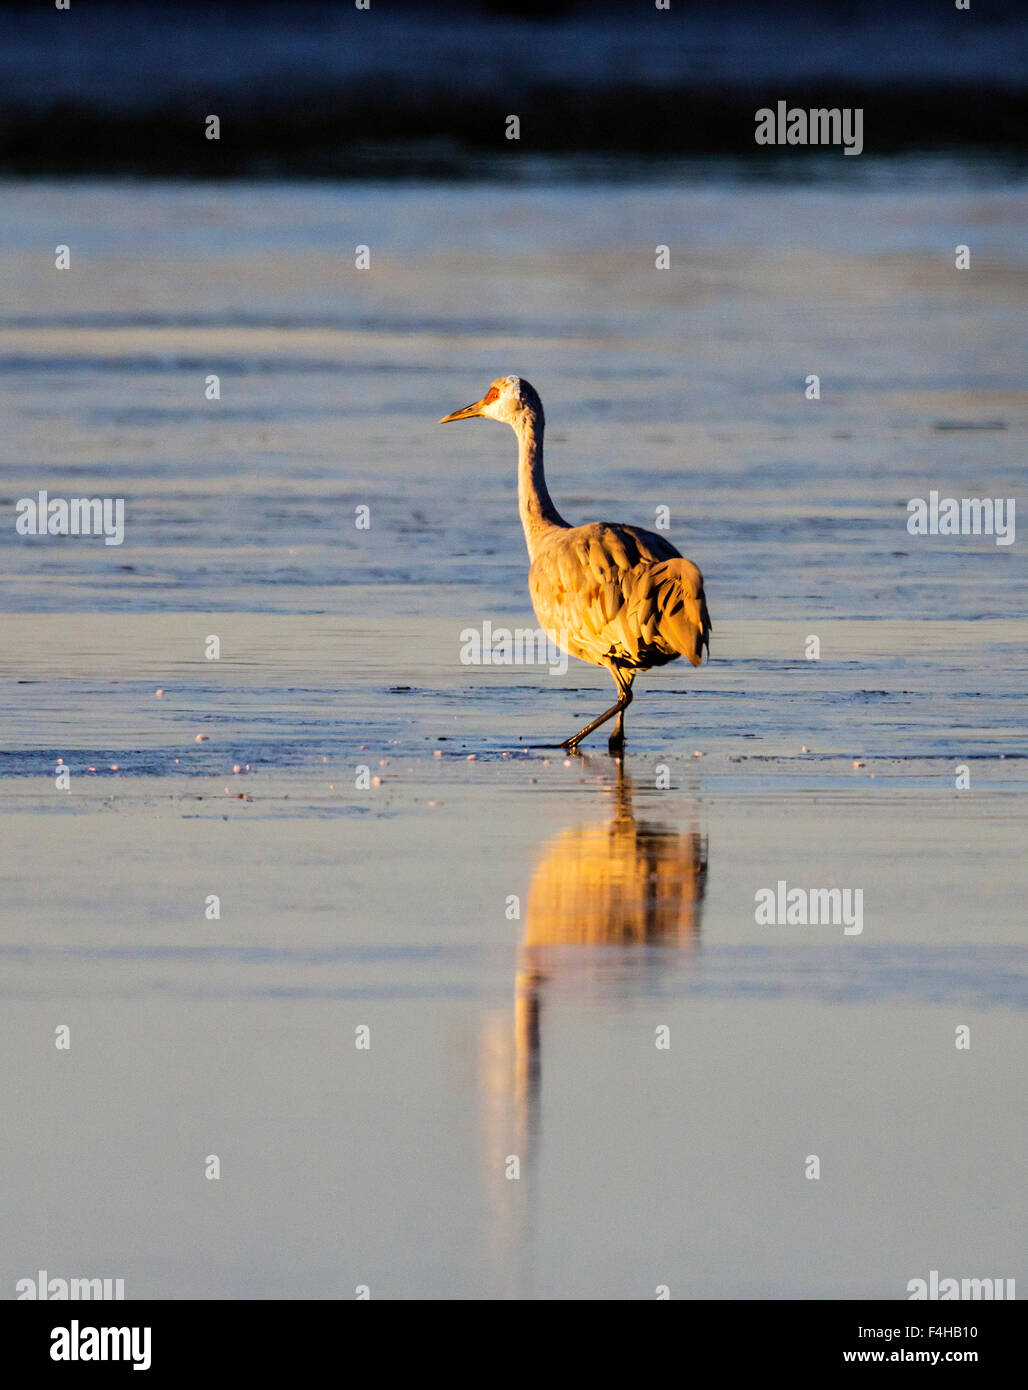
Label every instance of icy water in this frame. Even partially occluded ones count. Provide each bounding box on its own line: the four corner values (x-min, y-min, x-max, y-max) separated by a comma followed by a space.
0, 176, 1025, 1298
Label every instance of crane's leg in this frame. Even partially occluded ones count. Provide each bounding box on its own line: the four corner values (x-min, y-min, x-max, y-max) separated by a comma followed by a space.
562, 668, 633, 754
607, 669, 635, 754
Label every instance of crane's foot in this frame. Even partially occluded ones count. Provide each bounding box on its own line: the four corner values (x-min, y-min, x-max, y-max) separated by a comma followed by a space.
607, 729, 625, 755
561, 737, 584, 755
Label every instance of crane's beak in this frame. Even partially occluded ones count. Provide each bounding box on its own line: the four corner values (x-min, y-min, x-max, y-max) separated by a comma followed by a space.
439, 398, 486, 424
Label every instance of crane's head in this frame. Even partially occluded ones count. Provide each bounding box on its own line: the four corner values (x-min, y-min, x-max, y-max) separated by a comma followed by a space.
439, 375, 542, 427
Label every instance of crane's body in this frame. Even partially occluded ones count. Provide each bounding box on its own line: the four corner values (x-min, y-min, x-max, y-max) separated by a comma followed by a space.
440, 375, 711, 753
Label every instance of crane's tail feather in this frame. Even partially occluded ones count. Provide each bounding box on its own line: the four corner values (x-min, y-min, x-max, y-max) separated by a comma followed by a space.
645, 558, 711, 667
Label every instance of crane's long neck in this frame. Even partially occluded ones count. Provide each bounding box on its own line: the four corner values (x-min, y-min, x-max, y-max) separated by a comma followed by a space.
512, 406, 568, 558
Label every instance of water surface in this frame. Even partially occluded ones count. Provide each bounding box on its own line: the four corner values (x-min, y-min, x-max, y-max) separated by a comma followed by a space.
0, 175, 1024, 1298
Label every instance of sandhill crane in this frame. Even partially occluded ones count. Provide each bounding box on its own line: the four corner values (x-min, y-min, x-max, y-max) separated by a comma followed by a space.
440, 375, 711, 753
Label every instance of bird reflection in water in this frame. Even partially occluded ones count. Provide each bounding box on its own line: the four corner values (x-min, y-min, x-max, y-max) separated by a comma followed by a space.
476, 762, 708, 1292
512, 761, 708, 1151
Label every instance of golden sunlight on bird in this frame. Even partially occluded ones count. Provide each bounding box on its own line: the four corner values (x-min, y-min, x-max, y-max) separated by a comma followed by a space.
440, 375, 711, 752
